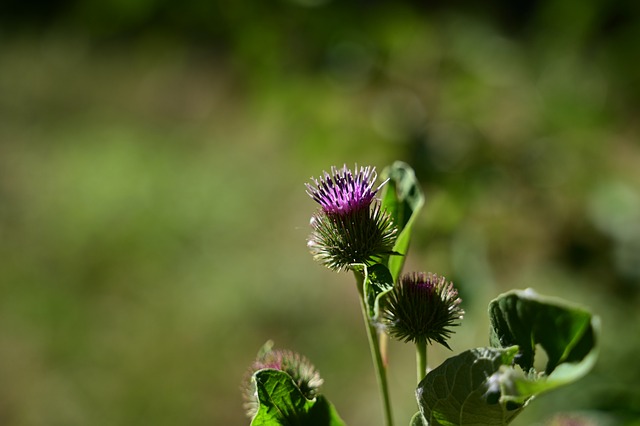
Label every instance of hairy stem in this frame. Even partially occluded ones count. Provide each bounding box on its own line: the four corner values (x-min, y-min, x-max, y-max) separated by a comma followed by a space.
354, 269, 394, 426
416, 340, 427, 385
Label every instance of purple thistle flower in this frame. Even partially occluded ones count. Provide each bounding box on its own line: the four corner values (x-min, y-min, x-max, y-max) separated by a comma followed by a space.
382, 272, 464, 349
306, 165, 385, 215
306, 164, 397, 272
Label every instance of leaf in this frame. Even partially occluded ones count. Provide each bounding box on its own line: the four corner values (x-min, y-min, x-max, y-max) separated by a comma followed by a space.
251, 369, 346, 426
380, 161, 425, 282
416, 289, 600, 425
416, 346, 526, 426
489, 289, 596, 373
488, 288, 600, 404
361, 263, 394, 322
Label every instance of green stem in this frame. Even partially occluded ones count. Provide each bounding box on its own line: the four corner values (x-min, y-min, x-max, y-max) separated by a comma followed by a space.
416, 340, 427, 385
353, 269, 394, 426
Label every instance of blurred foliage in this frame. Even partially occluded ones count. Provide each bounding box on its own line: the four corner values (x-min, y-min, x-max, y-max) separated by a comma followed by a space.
0, 0, 639, 425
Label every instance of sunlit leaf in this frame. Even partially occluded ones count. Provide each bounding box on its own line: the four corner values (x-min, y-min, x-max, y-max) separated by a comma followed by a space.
251, 369, 346, 426
416, 346, 525, 426
488, 288, 600, 404
416, 289, 599, 425
380, 161, 425, 282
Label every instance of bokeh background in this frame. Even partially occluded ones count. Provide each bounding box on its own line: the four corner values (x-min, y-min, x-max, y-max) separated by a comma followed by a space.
1, 0, 639, 425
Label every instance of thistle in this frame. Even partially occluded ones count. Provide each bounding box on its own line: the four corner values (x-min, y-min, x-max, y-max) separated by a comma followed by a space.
242, 342, 324, 418
383, 272, 464, 349
306, 164, 397, 272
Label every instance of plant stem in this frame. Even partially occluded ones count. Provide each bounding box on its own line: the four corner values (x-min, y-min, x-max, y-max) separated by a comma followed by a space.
416, 340, 427, 385
354, 269, 394, 426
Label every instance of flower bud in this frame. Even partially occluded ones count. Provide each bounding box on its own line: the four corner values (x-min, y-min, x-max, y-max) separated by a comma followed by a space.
382, 272, 464, 349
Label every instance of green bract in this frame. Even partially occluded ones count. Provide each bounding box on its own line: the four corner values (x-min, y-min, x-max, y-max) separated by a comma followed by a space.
308, 202, 397, 272
382, 272, 464, 349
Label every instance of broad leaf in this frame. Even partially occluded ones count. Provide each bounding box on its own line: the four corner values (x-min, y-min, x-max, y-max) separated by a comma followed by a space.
488, 288, 600, 404
251, 369, 346, 426
489, 289, 596, 373
380, 161, 425, 281
416, 346, 526, 426
416, 289, 599, 425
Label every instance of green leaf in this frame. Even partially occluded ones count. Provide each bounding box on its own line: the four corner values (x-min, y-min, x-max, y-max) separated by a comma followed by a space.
489, 289, 596, 373
416, 289, 599, 425
416, 346, 526, 426
360, 263, 394, 321
251, 369, 346, 426
380, 161, 425, 282
488, 288, 600, 404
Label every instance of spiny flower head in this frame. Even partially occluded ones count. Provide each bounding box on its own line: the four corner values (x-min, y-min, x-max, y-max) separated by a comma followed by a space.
242, 342, 323, 418
382, 272, 464, 349
306, 164, 397, 272
306, 165, 382, 215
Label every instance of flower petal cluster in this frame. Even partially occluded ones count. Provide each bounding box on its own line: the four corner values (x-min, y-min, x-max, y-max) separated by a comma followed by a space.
382, 272, 464, 349
306, 165, 397, 272
306, 165, 379, 215
242, 343, 323, 418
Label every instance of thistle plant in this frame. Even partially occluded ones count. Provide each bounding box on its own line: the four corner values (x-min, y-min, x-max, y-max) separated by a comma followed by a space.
306, 165, 397, 271
242, 162, 599, 426
383, 272, 464, 383
307, 164, 398, 425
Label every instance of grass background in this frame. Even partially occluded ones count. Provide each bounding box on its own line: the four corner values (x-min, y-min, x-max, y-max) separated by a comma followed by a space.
1, 1, 639, 424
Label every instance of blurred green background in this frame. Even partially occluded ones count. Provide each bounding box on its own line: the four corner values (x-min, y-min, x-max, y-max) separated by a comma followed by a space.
1, 0, 639, 425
